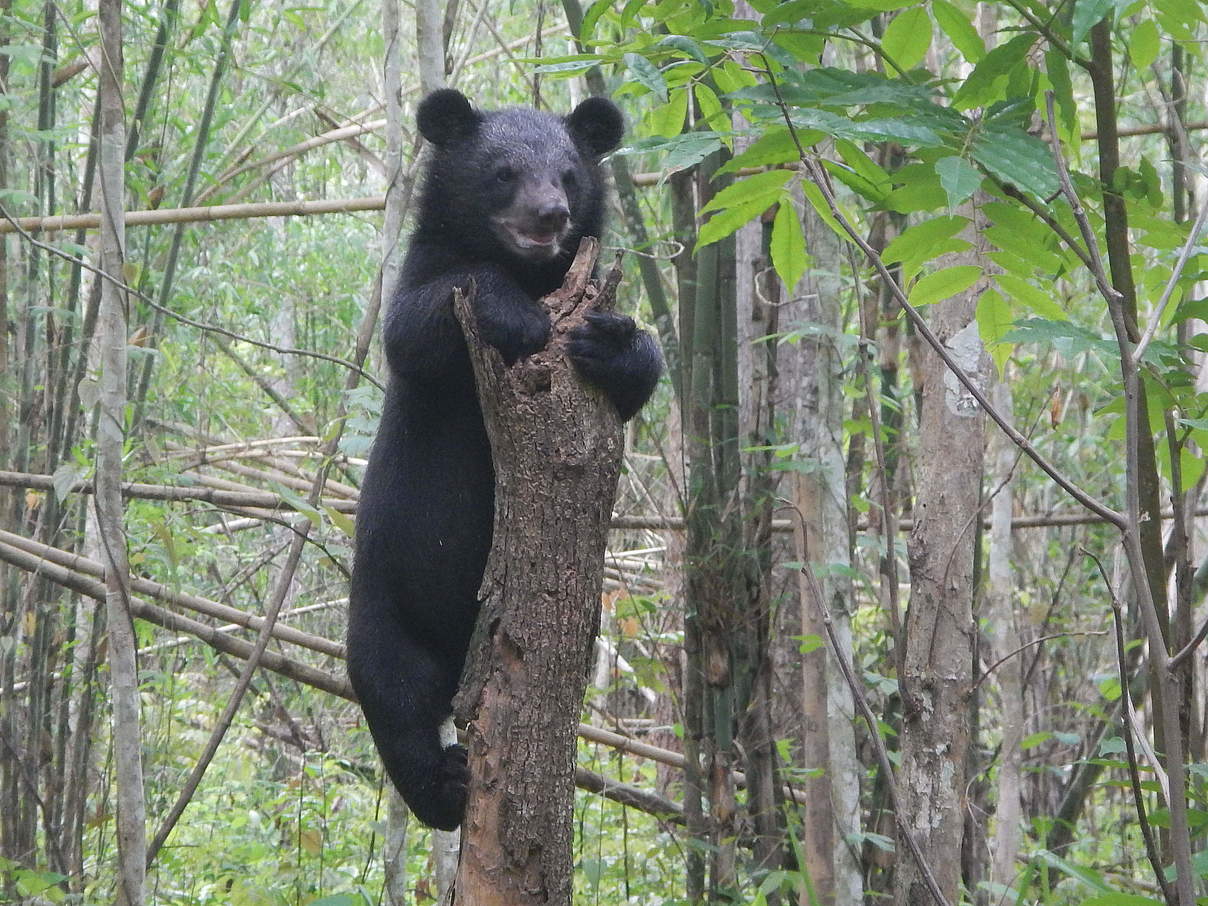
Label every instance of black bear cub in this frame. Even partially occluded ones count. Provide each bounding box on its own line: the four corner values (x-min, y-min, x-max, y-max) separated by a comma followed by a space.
347, 89, 661, 831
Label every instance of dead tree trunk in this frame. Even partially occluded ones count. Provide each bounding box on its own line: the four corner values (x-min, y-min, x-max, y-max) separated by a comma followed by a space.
450, 238, 625, 906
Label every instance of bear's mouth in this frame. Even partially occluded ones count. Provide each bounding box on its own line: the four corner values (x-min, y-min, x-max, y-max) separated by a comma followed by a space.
494, 219, 567, 258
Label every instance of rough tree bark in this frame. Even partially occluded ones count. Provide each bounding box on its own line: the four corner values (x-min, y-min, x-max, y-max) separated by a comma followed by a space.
895, 205, 989, 906
449, 238, 625, 906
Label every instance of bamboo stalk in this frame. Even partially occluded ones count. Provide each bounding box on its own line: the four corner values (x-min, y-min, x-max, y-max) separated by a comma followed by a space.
1, 195, 386, 234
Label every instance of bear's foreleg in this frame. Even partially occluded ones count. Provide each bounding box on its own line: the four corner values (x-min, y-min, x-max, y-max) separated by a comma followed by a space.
385, 265, 550, 378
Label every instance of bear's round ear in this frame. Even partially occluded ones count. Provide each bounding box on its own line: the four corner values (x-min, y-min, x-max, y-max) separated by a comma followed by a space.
417, 89, 480, 145
565, 97, 624, 158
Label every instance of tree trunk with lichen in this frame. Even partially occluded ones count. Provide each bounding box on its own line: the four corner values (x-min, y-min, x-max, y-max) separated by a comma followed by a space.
895, 205, 989, 906
449, 239, 625, 906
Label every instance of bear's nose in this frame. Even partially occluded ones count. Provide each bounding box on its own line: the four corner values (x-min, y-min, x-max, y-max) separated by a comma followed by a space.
535, 203, 570, 232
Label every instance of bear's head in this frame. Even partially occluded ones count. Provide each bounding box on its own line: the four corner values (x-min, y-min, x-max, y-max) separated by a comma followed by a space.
415, 89, 624, 263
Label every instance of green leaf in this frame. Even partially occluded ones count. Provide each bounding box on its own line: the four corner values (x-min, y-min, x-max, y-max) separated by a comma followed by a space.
696, 199, 770, 249
951, 32, 1036, 111
701, 31, 770, 53
825, 160, 890, 204
737, 67, 940, 110
622, 132, 723, 176
1002, 318, 1117, 359
1173, 297, 1208, 324
1098, 675, 1122, 701
835, 141, 892, 192
658, 133, 723, 174
1183, 446, 1207, 490
326, 507, 356, 538
976, 288, 1013, 373
843, 117, 942, 147
771, 199, 809, 290
931, 0, 985, 63
1045, 50, 1077, 140
799, 180, 847, 241
1021, 731, 1053, 750
1071, 0, 1114, 46
1078, 895, 1164, 906
700, 169, 794, 215
273, 484, 322, 527
711, 59, 758, 94
1155, 0, 1208, 42
935, 156, 981, 208
882, 215, 969, 267
579, 0, 610, 42
885, 168, 949, 213
907, 265, 982, 307
983, 209, 1063, 275
771, 30, 826, 63
624, 52, 667, 102
825, 142, 892, 203
851, 0, 920, 9
657, 34, 711, 65
881, 6, 931, 71
718, 129, 803, 174
995, 273, 1069, 321
644, 87, 689, 138
761, 0, 817, 27
1128, 19, 1161, 70
694, 83, 728, 136
532, 59, 599, 76
972, 122, 1058, 198
1036, 851, 1112, 892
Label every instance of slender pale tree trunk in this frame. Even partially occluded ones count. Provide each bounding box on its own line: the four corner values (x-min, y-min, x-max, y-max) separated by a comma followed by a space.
416, 0, 445, 97
791, 199, 862, 906
985, 378, 1024, 891
380, 0, 413, 899
96, 0, 145, 902
895, 203, 989, 906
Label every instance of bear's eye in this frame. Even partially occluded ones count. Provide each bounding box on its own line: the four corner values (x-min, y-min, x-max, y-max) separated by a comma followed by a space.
494, 167, 516, 184
562, 169, 578, 188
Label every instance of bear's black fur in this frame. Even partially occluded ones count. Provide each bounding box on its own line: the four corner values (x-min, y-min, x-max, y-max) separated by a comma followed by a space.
347, 89, 662, 831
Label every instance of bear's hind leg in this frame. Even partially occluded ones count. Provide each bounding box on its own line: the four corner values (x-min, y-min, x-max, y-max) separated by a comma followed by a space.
347, 617, 468, 831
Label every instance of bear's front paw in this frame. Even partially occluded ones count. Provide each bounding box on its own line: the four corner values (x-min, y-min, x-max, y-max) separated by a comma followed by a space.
477, 303, 551, 365
567, 312, 661, 421
427, 743, 470, 831
566, 311, 637, 378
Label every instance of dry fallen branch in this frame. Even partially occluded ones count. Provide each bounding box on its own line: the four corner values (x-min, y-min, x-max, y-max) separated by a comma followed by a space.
0, 530, 344, 659
0, 537, 353, 699
0, 469, 357, 513
8, 469, 1195, 533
